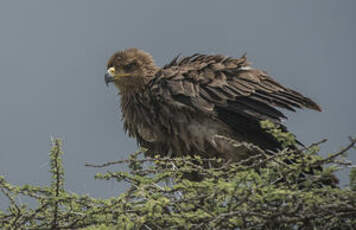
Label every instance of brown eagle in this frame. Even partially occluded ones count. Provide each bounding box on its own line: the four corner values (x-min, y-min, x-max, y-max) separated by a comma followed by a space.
105, 48, 321, 161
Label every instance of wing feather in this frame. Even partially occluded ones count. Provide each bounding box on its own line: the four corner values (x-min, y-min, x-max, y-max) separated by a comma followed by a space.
149, 53, 321, 134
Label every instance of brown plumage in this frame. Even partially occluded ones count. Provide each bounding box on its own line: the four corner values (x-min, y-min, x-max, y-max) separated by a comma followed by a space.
105, 48, 322, 161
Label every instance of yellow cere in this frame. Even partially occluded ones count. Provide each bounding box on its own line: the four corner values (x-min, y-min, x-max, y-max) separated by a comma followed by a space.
107, 67, 116, 77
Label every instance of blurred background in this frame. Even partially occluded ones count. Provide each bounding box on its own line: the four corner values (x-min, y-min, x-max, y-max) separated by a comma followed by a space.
0, 0, 355, 204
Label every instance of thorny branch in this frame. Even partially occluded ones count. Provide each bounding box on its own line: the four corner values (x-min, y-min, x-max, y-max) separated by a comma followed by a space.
0, 136, 355, 229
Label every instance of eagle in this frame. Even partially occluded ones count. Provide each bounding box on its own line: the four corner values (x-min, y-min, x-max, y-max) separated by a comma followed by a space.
104, 48, 321, 161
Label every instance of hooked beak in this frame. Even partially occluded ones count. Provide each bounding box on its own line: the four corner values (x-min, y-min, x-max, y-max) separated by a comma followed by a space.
104, 72, 113, 87
104, 67, 132, 87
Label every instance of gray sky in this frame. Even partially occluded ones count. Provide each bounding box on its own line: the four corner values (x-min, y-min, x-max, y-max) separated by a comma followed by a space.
0, 0, 355, 203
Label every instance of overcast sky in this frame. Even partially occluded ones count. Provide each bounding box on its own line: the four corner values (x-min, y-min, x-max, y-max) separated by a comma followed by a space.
0, 0, 355, 204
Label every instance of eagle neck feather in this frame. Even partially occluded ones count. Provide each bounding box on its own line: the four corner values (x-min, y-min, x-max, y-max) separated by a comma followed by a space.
120, 90, 149, 138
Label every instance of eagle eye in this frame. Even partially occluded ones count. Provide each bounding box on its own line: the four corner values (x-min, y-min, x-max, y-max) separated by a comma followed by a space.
124, 62, 138, 72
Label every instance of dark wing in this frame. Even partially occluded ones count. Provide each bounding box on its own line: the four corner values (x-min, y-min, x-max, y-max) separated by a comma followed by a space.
149, 53, 321, 149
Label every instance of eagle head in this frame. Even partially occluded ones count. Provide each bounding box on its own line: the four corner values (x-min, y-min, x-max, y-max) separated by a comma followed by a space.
105, 48, 158, 92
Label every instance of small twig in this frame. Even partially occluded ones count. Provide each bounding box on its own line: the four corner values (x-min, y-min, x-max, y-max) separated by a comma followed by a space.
312, 137, 356, 167
304, 138, 328, 150
85, 156, 226, 168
